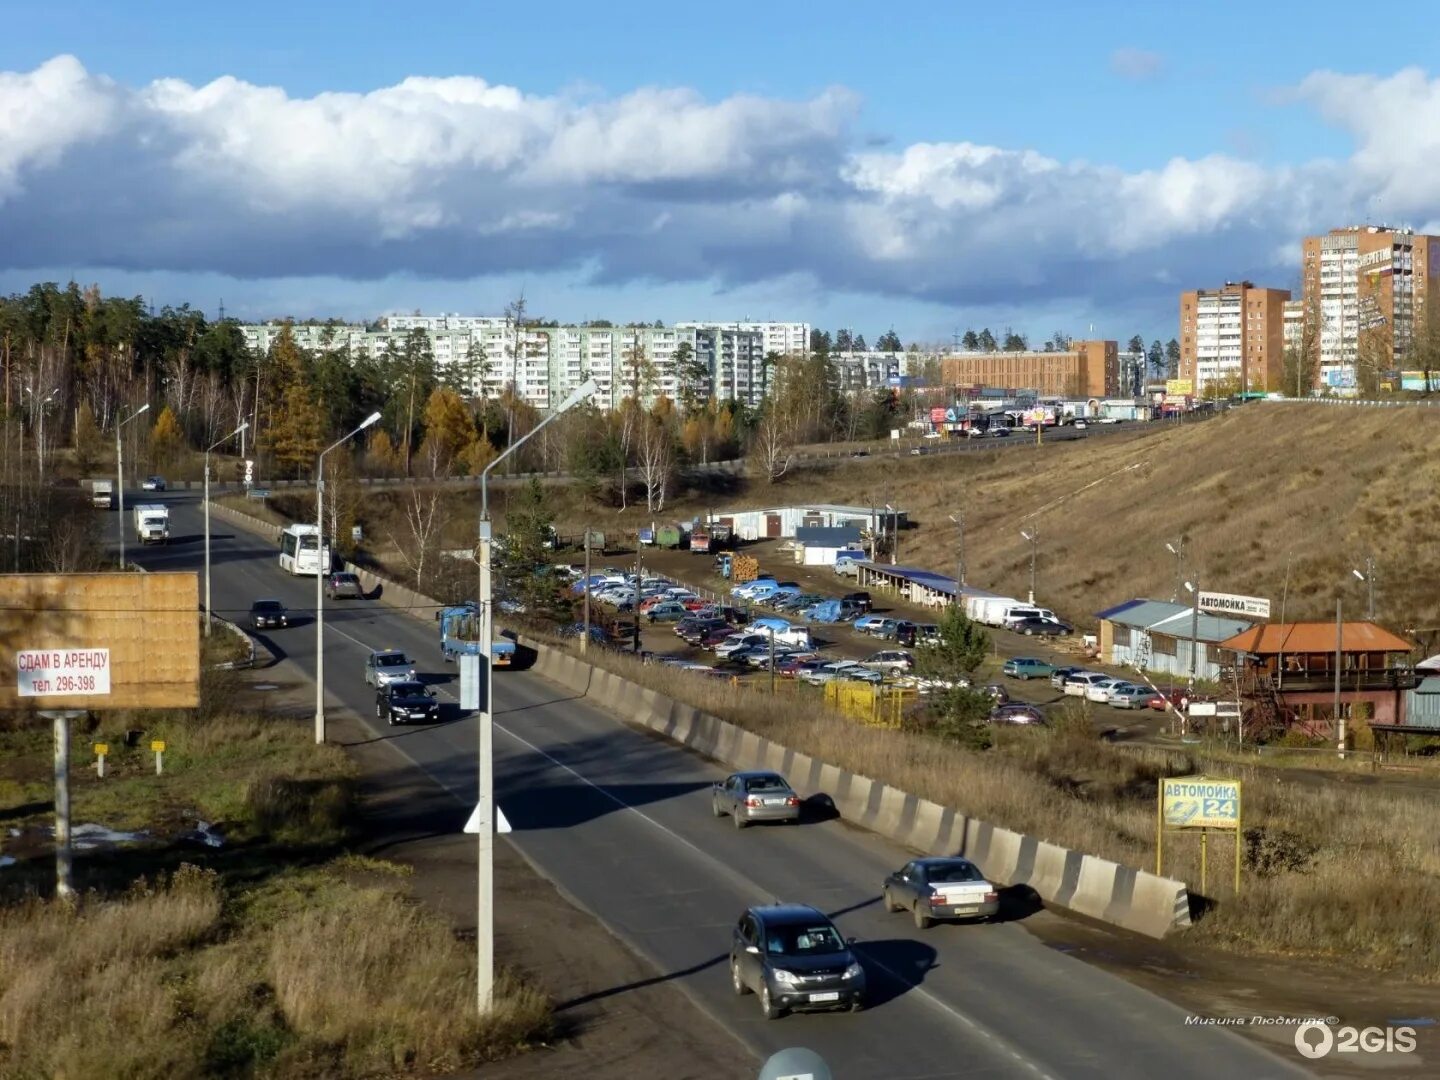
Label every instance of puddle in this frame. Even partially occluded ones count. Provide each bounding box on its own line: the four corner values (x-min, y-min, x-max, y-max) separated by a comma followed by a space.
181, 821, 225, 848
253, 684, 279, 692
71, 823, 149, 850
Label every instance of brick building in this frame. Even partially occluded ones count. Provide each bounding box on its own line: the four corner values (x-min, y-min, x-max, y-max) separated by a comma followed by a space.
939, 340, 1118, 397
1178, 281, 1290, 395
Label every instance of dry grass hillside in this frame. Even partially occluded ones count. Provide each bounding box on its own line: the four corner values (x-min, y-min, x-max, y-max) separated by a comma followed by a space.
328, 404, 1434, 638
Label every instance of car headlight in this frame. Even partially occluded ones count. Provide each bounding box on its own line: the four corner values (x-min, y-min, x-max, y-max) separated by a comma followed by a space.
771, 969, 802, 986
843, 962, 864, 980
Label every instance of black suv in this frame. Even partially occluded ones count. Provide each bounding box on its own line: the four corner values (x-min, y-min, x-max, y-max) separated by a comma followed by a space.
249, 599, 289, 630
729, 903, 866, 1019
842, 591, 873, 614
376, 680, 439, 726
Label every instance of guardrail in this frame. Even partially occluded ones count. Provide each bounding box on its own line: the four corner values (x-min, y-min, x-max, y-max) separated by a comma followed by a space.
1261, 396, 1440, 408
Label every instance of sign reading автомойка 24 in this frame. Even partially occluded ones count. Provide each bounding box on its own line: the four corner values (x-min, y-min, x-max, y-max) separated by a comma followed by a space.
1162, 776, 1241, 830
17, 649, 111, 697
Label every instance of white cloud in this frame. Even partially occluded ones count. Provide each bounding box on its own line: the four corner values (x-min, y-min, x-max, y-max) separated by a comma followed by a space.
0, 54, 1426, 322
1109, 48, 1165, 82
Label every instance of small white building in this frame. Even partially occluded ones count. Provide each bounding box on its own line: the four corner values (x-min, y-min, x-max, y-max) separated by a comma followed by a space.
794, 526, 864, 566
709, 504, 906, 542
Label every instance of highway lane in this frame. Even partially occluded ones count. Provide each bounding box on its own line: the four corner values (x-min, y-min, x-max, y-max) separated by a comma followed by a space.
128, 493, 1312, 1080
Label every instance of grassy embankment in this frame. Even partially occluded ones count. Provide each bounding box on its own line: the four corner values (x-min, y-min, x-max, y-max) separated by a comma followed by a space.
0, 650, 550, 1078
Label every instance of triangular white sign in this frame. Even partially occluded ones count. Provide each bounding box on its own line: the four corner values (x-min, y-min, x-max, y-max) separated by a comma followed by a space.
464, 803, 511, 834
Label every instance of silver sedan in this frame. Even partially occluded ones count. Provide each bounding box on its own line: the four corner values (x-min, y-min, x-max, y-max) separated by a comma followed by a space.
712, 771, 801, 829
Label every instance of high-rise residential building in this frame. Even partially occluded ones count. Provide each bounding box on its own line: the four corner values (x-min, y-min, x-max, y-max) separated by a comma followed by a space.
677, 321, 809, 358
939, 341, 1118, 398
1301, 225, 1440, 391
1178, 281, 1290, 395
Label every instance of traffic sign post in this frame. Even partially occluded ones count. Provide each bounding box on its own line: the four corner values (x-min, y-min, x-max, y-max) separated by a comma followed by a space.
94, 742, 108, 779
151, 739, 166, 776
1157, 776, 1242, 896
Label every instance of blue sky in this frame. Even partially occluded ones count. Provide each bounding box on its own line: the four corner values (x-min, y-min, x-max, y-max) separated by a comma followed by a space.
2, 0, 1438, 343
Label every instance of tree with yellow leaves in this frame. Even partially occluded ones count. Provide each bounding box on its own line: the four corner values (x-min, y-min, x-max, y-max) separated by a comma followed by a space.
149, 405, 185, 470
418, 387, 476, 477
264, 382, 325, 476
366, 429, 404, 478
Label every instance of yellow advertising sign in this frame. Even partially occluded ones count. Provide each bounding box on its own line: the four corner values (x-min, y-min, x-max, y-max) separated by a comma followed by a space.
1161, 776, 1241, 830
93, 743, 108, 756
1165, 379, 1193, 396
150, 740, 166, 754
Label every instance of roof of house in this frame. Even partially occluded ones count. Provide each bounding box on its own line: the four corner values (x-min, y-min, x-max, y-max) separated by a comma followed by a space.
1097, 598, 1252, 644
855, 562, 960, 597
1411, 677, 1440, 696
794, 526, 863, 545
710, 504, 905, 521
1220, 622, 1413, 655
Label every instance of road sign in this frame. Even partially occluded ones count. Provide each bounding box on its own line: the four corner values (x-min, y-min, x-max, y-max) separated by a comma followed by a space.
1161, 776, 1241, 830
17, 649, 111, 697
243, 459, 254, 484
150, 740, 166, 753
460, 652, 482, 710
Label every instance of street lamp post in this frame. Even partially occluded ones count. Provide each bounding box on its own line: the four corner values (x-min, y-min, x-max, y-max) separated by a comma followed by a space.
116, 403, 151, 570
886, 504, 898, 566
314, 413, 382, 745
1183, 579, 1201, 691
948, 512, 965, 592
1165, 539, 1185, 603
1020, 527, 1037, 605
22, 386, 59, 483
476, 378, 597, 1014
204, 422, 249, 637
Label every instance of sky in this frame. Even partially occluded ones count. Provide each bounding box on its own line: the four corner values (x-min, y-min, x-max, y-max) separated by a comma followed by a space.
3, 0, 1440, 344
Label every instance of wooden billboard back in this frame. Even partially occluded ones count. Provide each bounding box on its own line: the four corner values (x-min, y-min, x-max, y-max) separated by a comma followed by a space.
0, 572, 200, 710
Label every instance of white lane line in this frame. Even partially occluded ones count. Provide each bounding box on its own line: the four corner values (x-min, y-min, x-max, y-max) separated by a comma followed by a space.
319, 618, 1057, 1080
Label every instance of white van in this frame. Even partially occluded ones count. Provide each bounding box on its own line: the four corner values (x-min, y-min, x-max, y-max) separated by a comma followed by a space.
1002, 605, 1058, 628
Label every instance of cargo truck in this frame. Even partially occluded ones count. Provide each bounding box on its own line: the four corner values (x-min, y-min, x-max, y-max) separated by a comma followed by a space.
132, 503, 170, 544
438, 602, 517, 666
91, 479, 113, 509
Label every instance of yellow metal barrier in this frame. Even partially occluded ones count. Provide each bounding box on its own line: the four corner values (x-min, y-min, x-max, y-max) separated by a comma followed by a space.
824, 681, 914, 728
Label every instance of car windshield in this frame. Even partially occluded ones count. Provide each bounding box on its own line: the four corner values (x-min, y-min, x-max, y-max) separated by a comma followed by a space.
253, 601, 282, 612
376, 654, 409, 668
928, 861, 984, 884
766, 922, 845, 956
391, 683, 429, 699
744, 775, 788, 793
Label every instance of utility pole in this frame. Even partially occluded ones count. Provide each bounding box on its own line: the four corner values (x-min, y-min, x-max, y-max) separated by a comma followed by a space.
949, 512, 965, 589
1166, 539, 1185, 603
1021, 527, 1038, 605
1335, 596, 1346, 759
581, 527, 591, 655
633, 535, 642, 654
1364, 556, 1376, 620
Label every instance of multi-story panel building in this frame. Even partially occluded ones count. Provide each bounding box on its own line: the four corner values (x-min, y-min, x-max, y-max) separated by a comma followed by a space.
1178, 281, 1290, 395
938, 341, 1118, 398
677, 321, 809, 359
1301, 225, 1440, 392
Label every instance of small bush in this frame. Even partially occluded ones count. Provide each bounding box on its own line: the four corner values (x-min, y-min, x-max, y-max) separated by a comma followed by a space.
1244, 827, 1318, 877
246, 776, 356, 845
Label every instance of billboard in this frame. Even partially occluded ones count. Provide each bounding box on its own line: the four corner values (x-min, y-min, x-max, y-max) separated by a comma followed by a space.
929, 406, 947, 424
0, 573, 200, 710
1161, 776, 1241, 831
1197, 591, 1271, 619
1165, 379, 1193, 396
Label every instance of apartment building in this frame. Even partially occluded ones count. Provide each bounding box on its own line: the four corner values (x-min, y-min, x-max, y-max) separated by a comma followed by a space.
1301, 225, 1440, 391
938, 341, 1118, 397
238, 318, 772, 410
677, 321, 809, 358
1178, 281, 1290, 395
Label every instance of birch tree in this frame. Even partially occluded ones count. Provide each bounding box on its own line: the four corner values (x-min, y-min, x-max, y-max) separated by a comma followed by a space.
636, 411, 675, 512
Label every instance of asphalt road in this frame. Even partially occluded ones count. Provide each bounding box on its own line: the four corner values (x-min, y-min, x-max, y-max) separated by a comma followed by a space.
127, 492, 1311, 1080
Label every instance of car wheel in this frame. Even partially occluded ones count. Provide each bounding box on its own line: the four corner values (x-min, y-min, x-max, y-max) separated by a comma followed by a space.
759, 983, 784, 1021
850, 1000, 865, 1013
733, 810, 749, 830
731, 957, 749, 996
387, 713, 396, 727
375, 702, 383, 718
884, 888, 902, 913
712, 798, 725, 818
913, 904, 933, 930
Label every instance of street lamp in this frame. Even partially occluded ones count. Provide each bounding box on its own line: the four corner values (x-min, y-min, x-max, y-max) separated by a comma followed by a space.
116, 403, 151, 569
1183, 580, 1201, 693
948, 512, 965, 591
314, 412, 382, 745
885, 504, 898, 565
21, 386, 59, 483
1335, 567, 1369, 759
1020, 528, 1038, 604
1354, 562, 1375, 621
203, 421, 249, 637
476, 378, 596, 1013
1165, 540, 1185, 603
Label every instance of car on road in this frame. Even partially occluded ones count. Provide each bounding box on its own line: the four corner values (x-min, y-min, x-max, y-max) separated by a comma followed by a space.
1012, 617, 1073, 636
1050, 666, 1084, 689
645, 601, 690, 623
375, 680, 439, 725
1073, 419, 1088, 430
987, 426, 1011, 438
141, 475, 166, 491
1003, 657, 1057, 680
861, 650, 914, 673
730, 904, 865, 1018
324, 571, 364, 600
712, 771, 801, 827
882, 857, 999, 929
1063, 672, 1110, 697
989, 703, 1046, 726
1108, 683, 1157, 709
364, 649, 417, 688
248, 599, 290, 630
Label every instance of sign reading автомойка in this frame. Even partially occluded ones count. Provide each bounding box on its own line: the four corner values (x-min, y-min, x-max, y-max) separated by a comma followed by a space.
17, 649, 111, 697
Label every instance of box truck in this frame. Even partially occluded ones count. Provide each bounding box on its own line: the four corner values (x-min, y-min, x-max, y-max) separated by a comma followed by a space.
132, 504, 170, 544
91, 479, 113, 509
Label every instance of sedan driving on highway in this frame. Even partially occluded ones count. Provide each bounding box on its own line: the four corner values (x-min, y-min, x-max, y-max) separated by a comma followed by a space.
364, 649, 417, 688
248, 599, 290, 630
324, 571, 364, 600
730, 904, 866, 1018
375, 680, 439, 726
883, 857, 1000, 928
712, 771, 801, 828
141, 475, 166, 491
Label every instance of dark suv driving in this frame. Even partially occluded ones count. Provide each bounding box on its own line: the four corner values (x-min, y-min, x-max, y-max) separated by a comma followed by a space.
730, 903, 865, 1019
375, 680, 439, 726
249, 599, 289, 630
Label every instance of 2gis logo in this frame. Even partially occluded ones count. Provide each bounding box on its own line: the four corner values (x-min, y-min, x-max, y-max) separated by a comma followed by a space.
1294, 1020, 1418, 1059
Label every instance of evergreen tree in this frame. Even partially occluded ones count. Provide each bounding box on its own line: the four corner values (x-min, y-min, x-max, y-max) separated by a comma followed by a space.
961, 329, 980, 350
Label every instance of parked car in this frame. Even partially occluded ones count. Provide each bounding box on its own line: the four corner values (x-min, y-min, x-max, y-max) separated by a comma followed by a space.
987, 427, 1011, 438
982, 684, 1009, 704
861, 650, 914, 673
248, 599, 290, 630
646, 601, 690, 623
1084, 678, 1131, 704
800, 660, 862, 686
141, 475, 166, 491
1109, 684, 1157, 709
843, 666, 885, 684
842, 591, 873, 614
1073, 419, 1088, 430
364, 649, 417, 688
715, 634, 770, 658
1063, 672, 1110, 697
884, 619, 916, 643
730, 904, 866, 1018
677, 617, 728, 643
865, 618, 900, 639
1003, 657, 1056, 680
324, 571, 364, 600
1012, 617, 1073, 636
852, 615, 889, 635
882, 857, 999, 929
1051, 666, 1084, 689
712, 771, 801, 828
778, 657, 828, 679
375, 680, 439, 726
989, 703, 1046, 726
700, 626, 740, 649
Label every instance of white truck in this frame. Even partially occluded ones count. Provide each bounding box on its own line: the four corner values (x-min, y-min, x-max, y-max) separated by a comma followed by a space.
91, 479, 113, 509
133, 504, 170, 545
